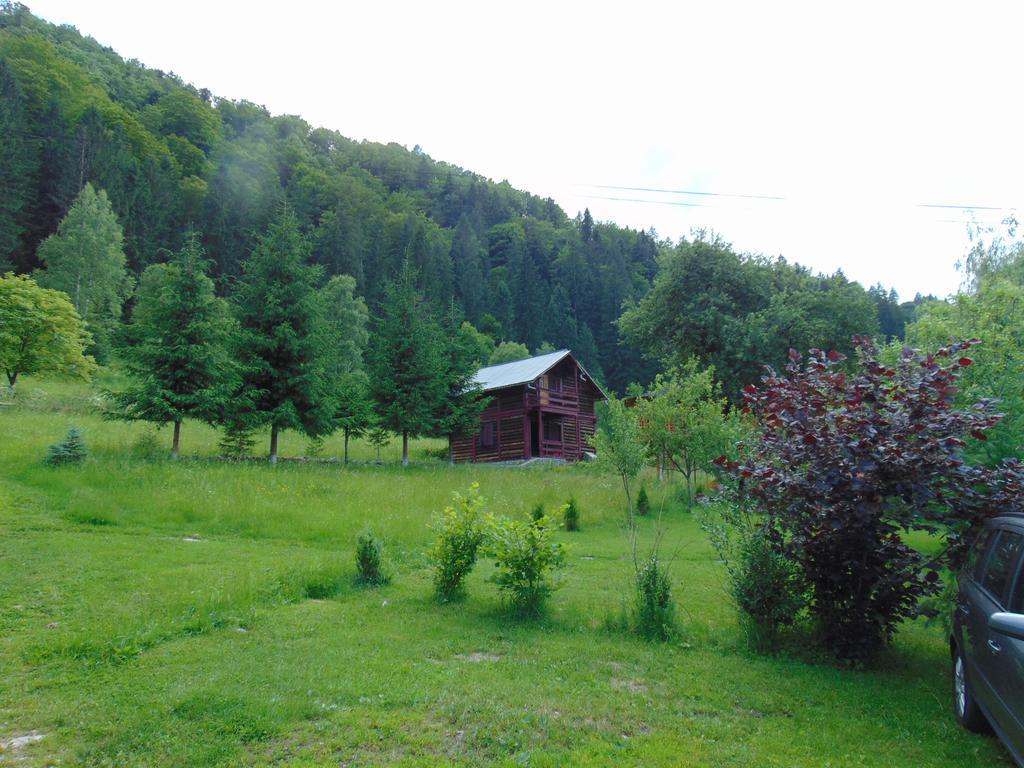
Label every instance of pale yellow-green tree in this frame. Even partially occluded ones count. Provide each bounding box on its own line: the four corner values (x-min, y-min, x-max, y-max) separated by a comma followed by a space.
0, 272, 96, 391
36, 183, 131, 361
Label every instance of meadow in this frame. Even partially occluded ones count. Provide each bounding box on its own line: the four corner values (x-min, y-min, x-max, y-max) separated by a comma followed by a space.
0, 376, 1010, 767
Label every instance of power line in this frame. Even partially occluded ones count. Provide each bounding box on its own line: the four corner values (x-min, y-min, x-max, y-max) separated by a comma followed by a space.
579, 194, 706, 208
585, 184, 785, 201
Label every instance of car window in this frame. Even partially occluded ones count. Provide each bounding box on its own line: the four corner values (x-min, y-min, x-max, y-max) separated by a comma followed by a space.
967, 531, 997, 582
981, 531, 1024, 606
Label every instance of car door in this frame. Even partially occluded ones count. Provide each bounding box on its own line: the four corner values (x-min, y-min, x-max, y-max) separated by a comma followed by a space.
970, 529, 1024, 742
989, 531, 1024, 757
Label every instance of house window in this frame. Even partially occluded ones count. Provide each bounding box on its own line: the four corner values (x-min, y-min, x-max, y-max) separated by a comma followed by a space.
478, 421, 496, 449
543, 418, 562, 442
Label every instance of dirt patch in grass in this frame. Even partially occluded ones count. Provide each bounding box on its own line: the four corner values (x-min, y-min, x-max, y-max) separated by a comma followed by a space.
454, 652, 501, 663
0, 730, 45, 760
611, 677, 647, 694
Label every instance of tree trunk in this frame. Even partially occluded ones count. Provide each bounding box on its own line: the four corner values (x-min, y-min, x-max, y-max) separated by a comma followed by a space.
172, 420, 181, 459
402, 431, 410, 466
622, 475, 634, 529
657, 452, 665, 482
269, 424, 279, 465
343, 429, 350, 465
685, 467, 694, 508
6, 370, 17, 390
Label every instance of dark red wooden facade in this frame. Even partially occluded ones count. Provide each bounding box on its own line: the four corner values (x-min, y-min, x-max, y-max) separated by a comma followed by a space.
452, 352, 605, 463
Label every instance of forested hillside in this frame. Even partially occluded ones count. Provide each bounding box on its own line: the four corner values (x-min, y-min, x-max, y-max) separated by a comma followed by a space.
0, 2, 915, 394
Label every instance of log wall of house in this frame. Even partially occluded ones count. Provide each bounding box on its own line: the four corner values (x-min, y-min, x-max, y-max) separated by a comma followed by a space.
451, 386, 528, 463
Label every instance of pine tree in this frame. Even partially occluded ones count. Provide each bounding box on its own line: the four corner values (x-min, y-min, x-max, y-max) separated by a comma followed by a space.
114, 230, 233, 457
369, 260, 445, 466
233, 206, 331, 463
36, 183, 131, 362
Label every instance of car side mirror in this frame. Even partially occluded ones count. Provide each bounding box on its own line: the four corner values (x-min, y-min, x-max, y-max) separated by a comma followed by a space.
989, 612, 1024, 641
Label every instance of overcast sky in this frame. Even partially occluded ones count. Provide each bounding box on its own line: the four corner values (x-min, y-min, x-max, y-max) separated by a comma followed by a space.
25, 1, 1024, 300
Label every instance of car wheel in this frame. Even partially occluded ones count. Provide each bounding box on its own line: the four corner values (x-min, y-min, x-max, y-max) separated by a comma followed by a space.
953, 644, 990, 732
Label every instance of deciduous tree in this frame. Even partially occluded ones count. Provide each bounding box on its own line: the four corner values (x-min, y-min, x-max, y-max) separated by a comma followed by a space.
0, 272, 95, 390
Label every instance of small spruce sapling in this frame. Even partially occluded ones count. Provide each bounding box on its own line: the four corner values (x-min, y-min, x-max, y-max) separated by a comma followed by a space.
636, 485, 650, 516
44, 427, 87, 466
355, 530, 389, 586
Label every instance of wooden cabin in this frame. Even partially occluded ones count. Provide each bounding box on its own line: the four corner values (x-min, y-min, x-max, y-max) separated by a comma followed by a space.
452, 350, 606, 463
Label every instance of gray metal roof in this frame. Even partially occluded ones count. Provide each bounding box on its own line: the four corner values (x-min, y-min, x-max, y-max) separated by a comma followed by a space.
473, 349, 607, 398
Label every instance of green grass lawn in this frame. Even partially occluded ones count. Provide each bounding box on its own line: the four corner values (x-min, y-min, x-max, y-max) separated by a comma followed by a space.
0, 377, 1011, 766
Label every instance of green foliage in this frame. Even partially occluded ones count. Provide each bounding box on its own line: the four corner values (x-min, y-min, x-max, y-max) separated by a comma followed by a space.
434, 302, 488, 452
113, 230, 234, 456
619, 234, 880, 401
232, 207, 331, 462
354, 530, 388, 587
36, 184, 132, 362
366, 427, 391, 461
703, 508, 807, 652
217, 420, 257, 459
530, 502, 546, 523
428, 483, 487, 601
907, 240, 1024, 465
368, 261, 445, 465
562, 496, 580, 532
633, 555, 675, 641
0, 272, 95, 389
0, 57, 33, 271
636, 486, 650, 516
43, 426, 87, 466
488, 340, 531, 365
594, 394, 646, 525
485, 511, 568, 615
636, 360, 746, 506
459, 321, 496, 367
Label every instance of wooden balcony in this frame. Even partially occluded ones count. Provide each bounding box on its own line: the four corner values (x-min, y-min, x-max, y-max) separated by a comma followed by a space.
526, 387, 579, 411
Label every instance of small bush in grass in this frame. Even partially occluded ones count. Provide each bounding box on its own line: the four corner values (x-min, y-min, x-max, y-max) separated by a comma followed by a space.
636, 485, 650, 516
730, 534, 806, 651
130, 427, 163, 459
218, 422, 256, 458
562, 496, 580, 531
634, 555, 675, 640
43, 427, 87, 466
485, 511, 568, 615
355, 530, 389, 586
429, 483, 487, 601
530, 502, 545, 523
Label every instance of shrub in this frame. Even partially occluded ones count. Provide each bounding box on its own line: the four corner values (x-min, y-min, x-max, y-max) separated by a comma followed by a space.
636, 485, 650, 516
355, 530, 388, 586
530, 502, 545, 523
130, 427, 164, 459
429, 484, 487, 601
730, 533, 806, 651
700, 505, 806, 652
44, 427, 87, 466
633, 555, 675, 640
218, 422, 256, 458
562, 496, 580, 532
715, 339, 1024, 663
485, 512, 568, 615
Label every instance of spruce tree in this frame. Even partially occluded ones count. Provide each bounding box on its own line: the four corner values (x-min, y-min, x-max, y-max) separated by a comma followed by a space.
369, 260, 444, 466
233, 207, 331, 463
114, 231, 233, 457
